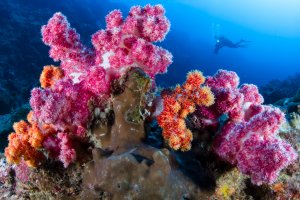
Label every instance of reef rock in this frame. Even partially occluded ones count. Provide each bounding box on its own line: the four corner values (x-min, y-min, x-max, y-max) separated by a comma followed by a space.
82, 68, 213, 199
82, 147, 212, 200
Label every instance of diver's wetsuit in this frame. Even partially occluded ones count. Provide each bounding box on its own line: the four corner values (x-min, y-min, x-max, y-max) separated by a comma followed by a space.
214, 36, 250, 54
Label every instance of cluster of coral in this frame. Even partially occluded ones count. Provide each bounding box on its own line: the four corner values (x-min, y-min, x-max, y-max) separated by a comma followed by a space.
1, 4, 299, 200
157, 70, 214, 151
194, 70, 297, 185
5, 4, 172, 168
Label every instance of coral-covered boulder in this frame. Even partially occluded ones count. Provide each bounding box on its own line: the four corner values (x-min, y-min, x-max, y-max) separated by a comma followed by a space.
81, 147, 212, 200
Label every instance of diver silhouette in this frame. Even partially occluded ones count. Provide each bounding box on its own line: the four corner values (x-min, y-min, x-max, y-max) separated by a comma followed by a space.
214, 36, 251, 54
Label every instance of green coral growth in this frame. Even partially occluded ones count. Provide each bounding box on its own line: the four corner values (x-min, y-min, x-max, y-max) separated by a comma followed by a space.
125, 71, 152, 124
132, 71, 151, 94
126, 106, 144, 123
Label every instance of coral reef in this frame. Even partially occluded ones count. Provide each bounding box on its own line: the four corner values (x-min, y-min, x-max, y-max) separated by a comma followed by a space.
271, 90, 300, 200
27, 162, 84, 199
156, 69, 297, 186
190, 70, 298, 185
0, 153, 18, 199
1, 4, 299, 200
260, 73, 300, 104
0, 0, 136, 115
82, 68, 214, 199
274, 89, 300, 114
158, 70, 297, 185
5, 4, 173, 168
2, 160, 85, 199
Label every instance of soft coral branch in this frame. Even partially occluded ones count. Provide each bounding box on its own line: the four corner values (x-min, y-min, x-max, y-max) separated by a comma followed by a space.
157, 70, 214, 151
193, 69, 298, 185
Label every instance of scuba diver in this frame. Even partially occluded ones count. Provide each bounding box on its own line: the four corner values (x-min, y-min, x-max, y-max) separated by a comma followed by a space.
214, 36, 251, 54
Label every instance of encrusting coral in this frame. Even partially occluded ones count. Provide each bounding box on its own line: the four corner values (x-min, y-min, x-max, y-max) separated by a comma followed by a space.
157, 70, 214, 151
212, 168, 246, 200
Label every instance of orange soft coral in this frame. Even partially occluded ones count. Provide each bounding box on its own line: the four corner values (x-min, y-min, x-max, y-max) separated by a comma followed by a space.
157, 70, 214, 151
5, 112, 48, 167
5, 131, 44, 167
40, 65, 64, 88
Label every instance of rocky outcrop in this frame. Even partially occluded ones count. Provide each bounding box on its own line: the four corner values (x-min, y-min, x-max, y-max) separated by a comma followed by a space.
82, 68, 214, 199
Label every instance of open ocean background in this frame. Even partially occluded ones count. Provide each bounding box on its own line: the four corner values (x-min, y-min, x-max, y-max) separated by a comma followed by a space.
0, 0, 300, 115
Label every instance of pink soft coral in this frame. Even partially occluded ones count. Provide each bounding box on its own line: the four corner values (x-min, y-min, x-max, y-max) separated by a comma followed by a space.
57, 132, 76, 168
33, 4, 172, 134
192, 69, 298, 185
195, 70, 264, 127
14, 4, 172, 168
42, 4, 172, 80
91, 4, 172, 79
41, 12, 94, 75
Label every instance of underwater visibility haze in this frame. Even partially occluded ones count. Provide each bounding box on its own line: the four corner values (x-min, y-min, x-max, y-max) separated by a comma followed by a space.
0, 0, 299, 199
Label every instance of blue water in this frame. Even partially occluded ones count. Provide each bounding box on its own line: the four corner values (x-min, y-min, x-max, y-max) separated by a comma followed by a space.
0, 0, 300, 114
129, 0, 300, 87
